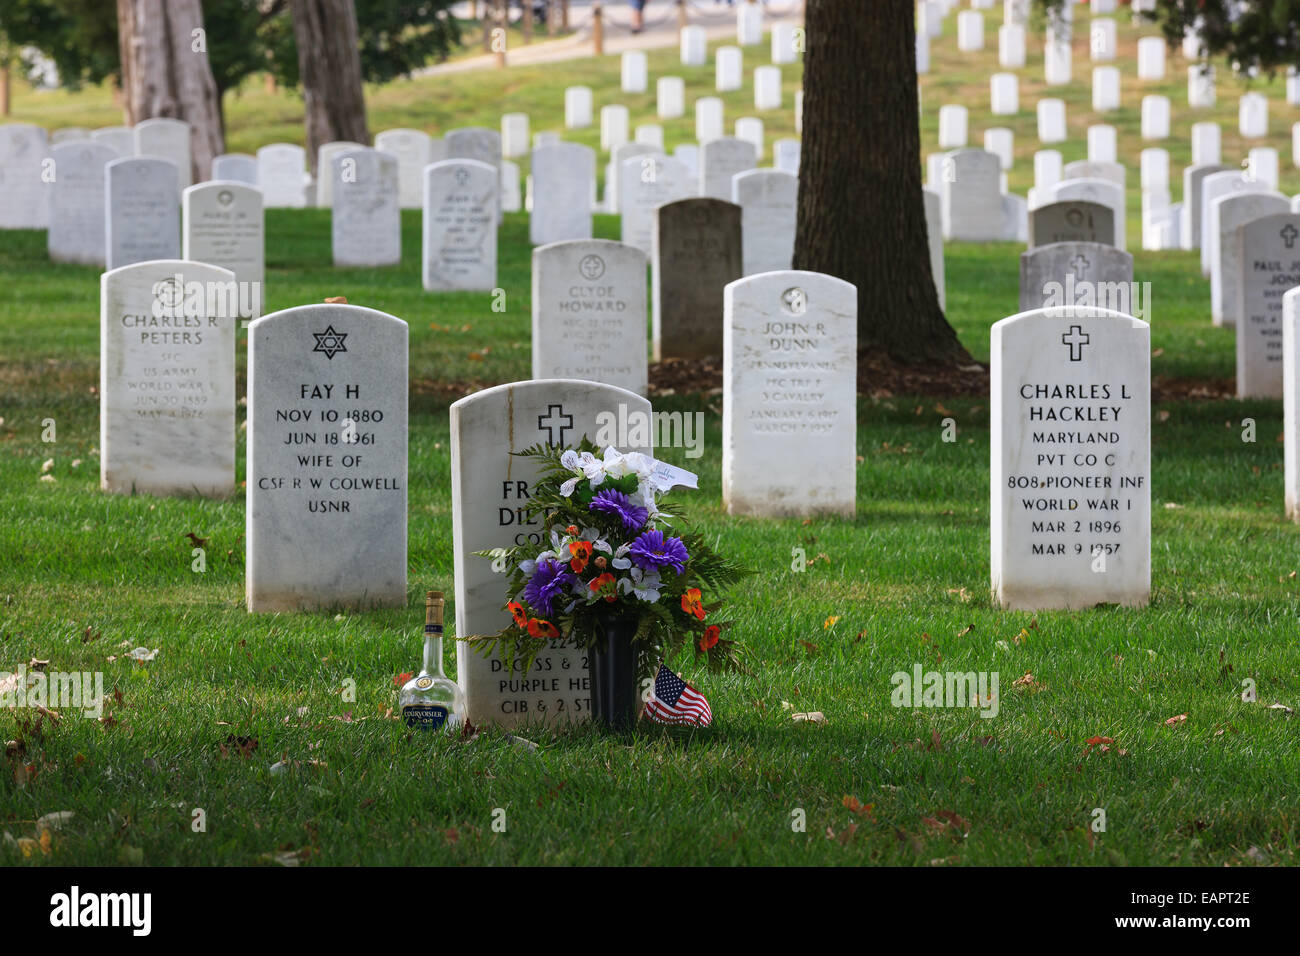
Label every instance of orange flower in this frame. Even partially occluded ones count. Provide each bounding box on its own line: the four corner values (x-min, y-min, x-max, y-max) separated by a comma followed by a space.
700, 625, 720, 651
526, 618, 560, 639
681, 588, 705, 621
508, 601, 527, 628
569, 540, 593, 573
588, 572, 617, 602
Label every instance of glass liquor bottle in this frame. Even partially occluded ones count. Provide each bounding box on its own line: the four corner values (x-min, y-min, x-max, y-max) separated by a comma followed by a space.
399, 591, 465, 731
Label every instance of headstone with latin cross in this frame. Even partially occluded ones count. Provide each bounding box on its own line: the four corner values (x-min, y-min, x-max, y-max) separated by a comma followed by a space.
1235, 213, 1300, 399
1209, 190, 1289, 327
1019, 241, 1134, 312
449, 380, 652, 728
991, 306, 1151, 610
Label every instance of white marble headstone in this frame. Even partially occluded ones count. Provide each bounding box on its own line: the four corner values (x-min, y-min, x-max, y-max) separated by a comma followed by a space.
449, 380, 651, 728
315, 141, 363, 207
100, 259, 237, 497
134, 117, 191, 190
246, 303, 408, 612
48, 140, 116, 265
375, 128, 433, 209
530, 142, 595, 246
699, 136, 757, 201
1235, 213, 1300, 399
106, 157, 181, 270
991, 307, 1150, 610
1209, 190, 1288, 327
422, 159, 497, 291
211, 153, 258, 185
0, 123, 50, 228
257, 143, 308, 208
732, 168, 796, 276
723, 271, 857, 518
618, 154, 691, 256
332, 147, 401, 267
531, 239, 648, 395
182, 181, 265, 314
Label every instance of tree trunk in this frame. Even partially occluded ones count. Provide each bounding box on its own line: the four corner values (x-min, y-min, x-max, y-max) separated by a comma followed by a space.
116, 0, 224, 182
290, 0, 370, 175
793, 0, 970, 365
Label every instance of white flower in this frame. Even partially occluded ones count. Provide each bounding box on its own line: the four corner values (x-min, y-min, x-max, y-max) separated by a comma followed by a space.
559, 449, 609, 492
519, 558, 538, 576
617, 567, 662, 602
611, 542, 633, 570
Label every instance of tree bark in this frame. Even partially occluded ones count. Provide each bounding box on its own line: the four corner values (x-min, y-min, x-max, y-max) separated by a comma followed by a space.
290, 0, 370, 175
116, 0, 224, 182
793, 0, 970, 365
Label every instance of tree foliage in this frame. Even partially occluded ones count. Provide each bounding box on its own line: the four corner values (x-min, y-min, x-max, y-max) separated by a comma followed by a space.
0, 0, 460, 93
1039, 0, 1300, 75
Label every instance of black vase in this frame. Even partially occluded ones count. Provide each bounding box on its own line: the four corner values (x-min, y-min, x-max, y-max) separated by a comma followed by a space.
589, 613, 640, 730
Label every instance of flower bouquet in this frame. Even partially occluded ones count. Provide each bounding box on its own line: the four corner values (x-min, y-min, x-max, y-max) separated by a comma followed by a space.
472, 441, 746, 728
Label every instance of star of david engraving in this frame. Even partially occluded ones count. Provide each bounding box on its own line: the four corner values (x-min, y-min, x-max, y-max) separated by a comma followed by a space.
537, 404, 573, 446
312, 325, 348, 360
1062, 324, 1090, 362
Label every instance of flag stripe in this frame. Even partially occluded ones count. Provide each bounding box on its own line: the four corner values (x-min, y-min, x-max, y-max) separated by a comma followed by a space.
643, 663, 712, 727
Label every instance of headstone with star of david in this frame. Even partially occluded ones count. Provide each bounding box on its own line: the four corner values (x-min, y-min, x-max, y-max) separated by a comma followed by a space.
990, 306, 1151, 610
722, 270, 858, 518
1027, 200, 1116, 250
1235, 213, 1300, 399
531, 239, 648, 395
99, 259, 238, 498
106, 157, 181, 270
448, 379, 652, 728
48, 140, 117, 266
1209, 190, 1289, 328
331, 147, 401, 267
1018, 241, 1133, 312
652, 197, 743, 360
421, 159, 498, 291
182, 181, 265, 310
245, 303, 408, 612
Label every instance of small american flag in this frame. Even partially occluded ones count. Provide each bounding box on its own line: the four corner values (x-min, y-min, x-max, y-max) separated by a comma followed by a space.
643, 664, 713, 727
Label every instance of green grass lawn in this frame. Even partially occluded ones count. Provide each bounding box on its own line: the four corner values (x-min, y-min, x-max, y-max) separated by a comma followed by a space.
2, 15, 1299, 867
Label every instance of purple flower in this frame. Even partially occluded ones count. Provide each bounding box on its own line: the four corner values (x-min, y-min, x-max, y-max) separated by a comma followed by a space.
523, 559, 575, 617
589, 489, 649, 532
627, 530, 689, 575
